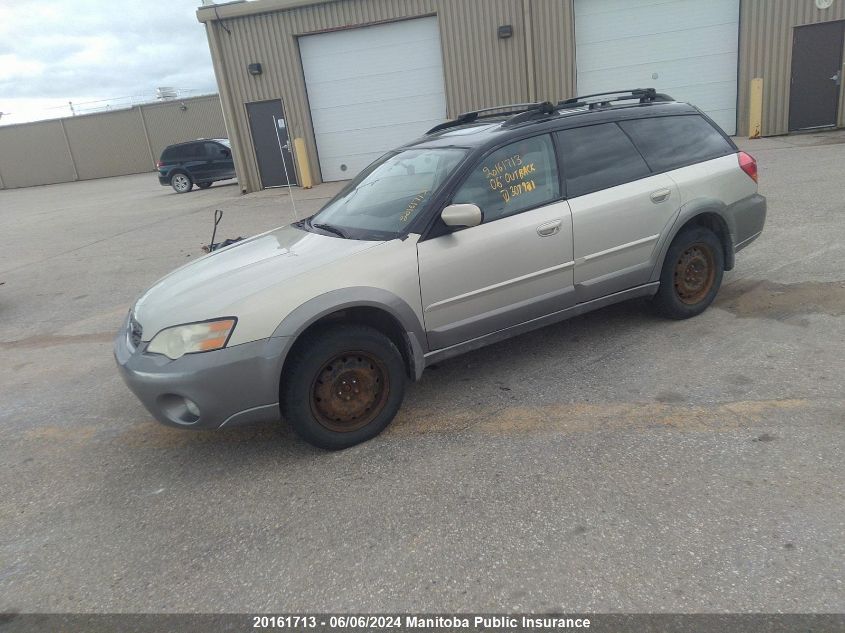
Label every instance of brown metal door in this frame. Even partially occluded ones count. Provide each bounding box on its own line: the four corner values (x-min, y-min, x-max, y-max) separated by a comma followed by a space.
789, 21, 844, 132
246, 99, 298, 188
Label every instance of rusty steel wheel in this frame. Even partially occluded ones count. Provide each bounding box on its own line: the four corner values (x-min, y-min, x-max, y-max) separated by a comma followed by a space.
309, 352, 390, 433
651, 226, 724, 320
673, 243, 716, 305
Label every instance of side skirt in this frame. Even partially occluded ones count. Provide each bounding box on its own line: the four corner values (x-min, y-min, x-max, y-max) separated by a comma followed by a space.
423, 283, 660, 368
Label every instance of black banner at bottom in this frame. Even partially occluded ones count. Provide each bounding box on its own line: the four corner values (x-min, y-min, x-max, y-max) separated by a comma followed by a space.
0, 613, 843, 633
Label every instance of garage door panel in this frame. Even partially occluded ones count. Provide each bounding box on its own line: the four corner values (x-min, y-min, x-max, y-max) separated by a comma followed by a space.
301, 39, 444, 83
314, 121, 441, 169
300, 17, 448, 182
309, 93, 449, 135
576, 25, 738, 73
304, 65, 446, 108
575, 0, 738, 135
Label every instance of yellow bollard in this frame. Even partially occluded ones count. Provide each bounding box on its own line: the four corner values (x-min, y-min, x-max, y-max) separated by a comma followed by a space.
748, 78, 763, 139
293, 137, 313, 189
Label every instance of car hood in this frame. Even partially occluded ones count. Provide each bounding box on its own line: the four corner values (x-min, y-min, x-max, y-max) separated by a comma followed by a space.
133, 224, 380, 341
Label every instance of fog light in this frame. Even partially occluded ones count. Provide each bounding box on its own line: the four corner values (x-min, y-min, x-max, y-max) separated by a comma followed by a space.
184, 398, 200, 418
159, 394, 201, 425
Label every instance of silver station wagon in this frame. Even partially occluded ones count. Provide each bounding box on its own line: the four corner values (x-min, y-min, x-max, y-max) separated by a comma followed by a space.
115, 89, 766, 449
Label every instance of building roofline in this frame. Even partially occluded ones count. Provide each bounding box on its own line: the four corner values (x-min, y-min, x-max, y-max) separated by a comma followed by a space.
196, 0, 332, 23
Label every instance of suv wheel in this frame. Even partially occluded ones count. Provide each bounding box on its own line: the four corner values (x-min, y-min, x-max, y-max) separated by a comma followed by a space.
281, 324, 406, 450
651, 226, 724, 319
170, 172, 193, 193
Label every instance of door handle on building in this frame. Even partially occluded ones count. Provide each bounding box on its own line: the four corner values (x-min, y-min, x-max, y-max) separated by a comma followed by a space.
537, 219, 562, 237
831, 71, 841, 86
650, 188, 671, 203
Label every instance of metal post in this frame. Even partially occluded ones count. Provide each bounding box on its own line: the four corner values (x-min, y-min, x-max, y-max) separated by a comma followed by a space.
273, 115, 298, 221
748, 78, 763, 139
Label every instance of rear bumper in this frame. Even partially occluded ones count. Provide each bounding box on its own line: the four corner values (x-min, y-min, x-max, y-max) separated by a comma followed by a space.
157, 174, 169, 186
731, 193, 766, 253
114, 324, 289, 429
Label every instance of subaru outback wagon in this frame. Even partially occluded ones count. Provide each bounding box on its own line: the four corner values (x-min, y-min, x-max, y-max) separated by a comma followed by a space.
157, 139, 236, 193
116, 89, 766, 449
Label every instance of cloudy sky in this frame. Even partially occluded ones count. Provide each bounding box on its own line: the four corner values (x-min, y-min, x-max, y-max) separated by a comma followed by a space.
0, 0, 218, 125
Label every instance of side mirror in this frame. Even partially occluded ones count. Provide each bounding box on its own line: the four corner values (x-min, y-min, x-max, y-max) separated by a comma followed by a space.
441, 203, 482, 228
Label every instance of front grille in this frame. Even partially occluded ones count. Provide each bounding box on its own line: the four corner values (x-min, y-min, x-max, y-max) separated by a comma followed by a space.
129, 315, 143, 349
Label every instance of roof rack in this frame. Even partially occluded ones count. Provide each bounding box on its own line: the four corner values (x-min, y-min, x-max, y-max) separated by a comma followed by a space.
559, 88, 674, 109
426, 89, 675, 134
426, 102, 548, 134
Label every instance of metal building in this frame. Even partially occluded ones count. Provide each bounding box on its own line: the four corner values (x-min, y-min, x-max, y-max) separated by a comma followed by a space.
198, 0, 845, 193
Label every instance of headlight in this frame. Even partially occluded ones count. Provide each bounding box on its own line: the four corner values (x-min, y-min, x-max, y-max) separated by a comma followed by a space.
146, 318, 236, 360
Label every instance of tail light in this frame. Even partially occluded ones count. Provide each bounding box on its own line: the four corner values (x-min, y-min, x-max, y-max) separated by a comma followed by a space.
738, 151, 758, 183
155, 160, 163, 169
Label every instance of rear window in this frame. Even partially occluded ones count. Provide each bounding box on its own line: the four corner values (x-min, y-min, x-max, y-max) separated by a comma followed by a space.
618, 115, 734, 172
556, 123, 651, 198
160, 147, 178, 161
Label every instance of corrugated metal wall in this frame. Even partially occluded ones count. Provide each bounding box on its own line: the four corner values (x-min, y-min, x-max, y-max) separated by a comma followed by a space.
738, 0, 845, 136
0, 95, 226, 189
206, 0, 577, 192
0, 120, 77, 188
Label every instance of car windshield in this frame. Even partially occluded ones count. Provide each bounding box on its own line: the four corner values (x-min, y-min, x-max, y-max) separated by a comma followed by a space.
308, 147, 467, 240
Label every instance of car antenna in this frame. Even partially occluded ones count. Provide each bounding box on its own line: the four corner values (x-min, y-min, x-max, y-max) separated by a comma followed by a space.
273, 116, 299, 221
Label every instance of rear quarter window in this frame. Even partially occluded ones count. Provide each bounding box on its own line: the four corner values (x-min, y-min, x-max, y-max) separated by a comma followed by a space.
618, 115, 734, 172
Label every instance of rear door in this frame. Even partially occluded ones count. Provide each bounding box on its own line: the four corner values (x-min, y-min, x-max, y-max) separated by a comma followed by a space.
204, 142, 233, 180
417, 134, 575, 350
558, 122, 680, 303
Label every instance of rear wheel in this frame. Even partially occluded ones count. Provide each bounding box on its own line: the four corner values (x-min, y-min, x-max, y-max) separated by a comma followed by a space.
197, 182, 213, 189
170, 172, 193, 193
651, 226, 724, 319
280, 324, 406, 450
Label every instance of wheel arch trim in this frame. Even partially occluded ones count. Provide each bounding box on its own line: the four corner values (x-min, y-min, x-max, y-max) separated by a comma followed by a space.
650, 198, 736, 281
271, 287, 427, 381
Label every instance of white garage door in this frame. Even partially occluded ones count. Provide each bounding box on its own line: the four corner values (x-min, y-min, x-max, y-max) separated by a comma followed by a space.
574, 0, 739, 134
299, 17, 448, 182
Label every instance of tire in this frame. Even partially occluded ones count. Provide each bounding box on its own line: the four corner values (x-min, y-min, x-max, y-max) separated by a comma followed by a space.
170, 172, 193, 193
280, 324, 406, 450
197, 182, 213, 189
651, 226, 724, 320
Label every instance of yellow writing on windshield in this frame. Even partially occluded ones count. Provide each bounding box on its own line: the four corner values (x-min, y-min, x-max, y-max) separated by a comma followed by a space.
400, 190, 429, 223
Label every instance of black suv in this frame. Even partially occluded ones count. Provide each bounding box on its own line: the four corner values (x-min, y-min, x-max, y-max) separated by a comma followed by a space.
156, 139, 236, 193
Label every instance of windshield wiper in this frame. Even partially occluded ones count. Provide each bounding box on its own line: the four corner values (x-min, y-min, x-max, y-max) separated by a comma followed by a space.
311, 222, 348, 239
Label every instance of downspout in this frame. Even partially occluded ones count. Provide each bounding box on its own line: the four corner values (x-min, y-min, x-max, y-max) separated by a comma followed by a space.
523, 0, 537, 102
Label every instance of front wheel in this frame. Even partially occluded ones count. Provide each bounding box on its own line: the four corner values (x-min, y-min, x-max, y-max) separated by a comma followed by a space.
280, 324, 406, 450
651, 226, 724, 319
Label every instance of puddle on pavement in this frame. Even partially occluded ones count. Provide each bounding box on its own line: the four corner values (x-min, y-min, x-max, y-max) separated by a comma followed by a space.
715, 279, 845, 321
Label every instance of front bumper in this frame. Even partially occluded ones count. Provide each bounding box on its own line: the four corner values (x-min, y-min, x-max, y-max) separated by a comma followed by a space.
114, 324, 289, 429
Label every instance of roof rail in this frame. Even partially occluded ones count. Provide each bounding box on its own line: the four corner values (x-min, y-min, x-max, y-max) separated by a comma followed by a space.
426, 102, 548, 134
559, 88, 674, 109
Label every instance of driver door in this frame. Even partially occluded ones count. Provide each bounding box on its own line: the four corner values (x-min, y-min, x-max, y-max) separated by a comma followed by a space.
417, 134, 575, 350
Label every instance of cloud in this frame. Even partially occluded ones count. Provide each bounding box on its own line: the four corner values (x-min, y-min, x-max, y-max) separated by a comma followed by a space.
0, 0, 218, 122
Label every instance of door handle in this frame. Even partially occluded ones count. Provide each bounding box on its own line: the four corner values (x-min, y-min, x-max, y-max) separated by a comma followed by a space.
831, 71, 841, 86
650, 188, 671, 203
537, 219, 562, 237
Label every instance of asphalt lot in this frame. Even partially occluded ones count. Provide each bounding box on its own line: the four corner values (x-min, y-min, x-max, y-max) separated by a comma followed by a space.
1, 134, 844, 613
